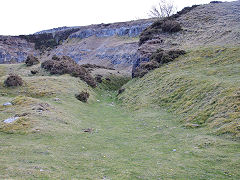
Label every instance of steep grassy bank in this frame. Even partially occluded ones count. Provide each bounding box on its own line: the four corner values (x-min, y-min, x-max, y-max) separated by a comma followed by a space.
119, 47, 240, 137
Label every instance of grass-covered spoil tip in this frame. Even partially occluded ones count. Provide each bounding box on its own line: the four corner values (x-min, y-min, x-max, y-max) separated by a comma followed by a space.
25, 55, 40, 66
4, 74, 23, 87
75, 91, 90, 103
41, 56, 96, 88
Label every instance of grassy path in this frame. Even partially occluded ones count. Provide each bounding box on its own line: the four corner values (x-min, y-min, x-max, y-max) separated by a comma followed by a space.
0, 91, 239, 179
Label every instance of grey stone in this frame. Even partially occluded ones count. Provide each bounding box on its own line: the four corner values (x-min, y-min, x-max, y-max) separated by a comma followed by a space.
3, 117, 19, 124
3, 102, 12, 106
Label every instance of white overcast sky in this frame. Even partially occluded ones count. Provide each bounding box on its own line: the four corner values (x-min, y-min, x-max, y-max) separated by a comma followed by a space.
0, 0, 234, 35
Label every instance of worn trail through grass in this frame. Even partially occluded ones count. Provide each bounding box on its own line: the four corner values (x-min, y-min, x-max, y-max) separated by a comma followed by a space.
0, 90, 239, 179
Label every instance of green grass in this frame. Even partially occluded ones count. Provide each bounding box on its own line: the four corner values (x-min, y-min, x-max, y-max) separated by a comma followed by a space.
119, 46, 240, 137
0, 49, 239, 179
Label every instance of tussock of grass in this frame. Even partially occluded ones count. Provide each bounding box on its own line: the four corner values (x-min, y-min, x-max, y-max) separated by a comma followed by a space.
119, 47, 240, 137
0, 117, 30, 134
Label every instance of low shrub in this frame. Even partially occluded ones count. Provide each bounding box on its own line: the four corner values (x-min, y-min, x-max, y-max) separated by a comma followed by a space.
150, 49, 186, 64
95, 74, 103, 83
105, 78, 111, 81
210, 1, 222, 3
75, 91, 90, 103
41, 56, 96, 88
30, 70, 38, 75
139, 19, 182, 45
139, 61, 160, 70
4, 74, 23, 87
170, 5, 200, 19
25, 55, 39, 66
162, 20, 182, 33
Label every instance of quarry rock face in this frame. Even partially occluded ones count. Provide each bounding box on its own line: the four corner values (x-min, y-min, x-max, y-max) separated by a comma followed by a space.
0, 36, 38, 63
69, 23, 151, 39
0, 1, 240, 73
0, 19, 153, 70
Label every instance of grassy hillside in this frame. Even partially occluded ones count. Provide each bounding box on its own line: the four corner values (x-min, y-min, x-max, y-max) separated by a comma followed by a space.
119, 46, 240, 138
0, 51, 239, 179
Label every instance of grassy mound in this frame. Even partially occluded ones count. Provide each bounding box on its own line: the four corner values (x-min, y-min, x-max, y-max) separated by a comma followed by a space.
119, 47, 240, 137
0, 63, 96, 134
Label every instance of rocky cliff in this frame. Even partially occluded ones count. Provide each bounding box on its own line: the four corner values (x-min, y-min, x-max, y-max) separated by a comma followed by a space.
0, 19, 153, 71
1, 1, 239, 73
0, 36, 37, 63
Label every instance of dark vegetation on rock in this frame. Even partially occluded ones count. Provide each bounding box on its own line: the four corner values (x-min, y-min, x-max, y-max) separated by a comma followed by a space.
134, 49, 186, 78
30, 70, 38, 75
41, 55, 96, 88
95, 74, 103, 83
161, 20, 182, 33
139, 5, 200, 46
25, 55, 39, 66
4, 74, 23, 87
19, 28, 80, 52
75, 91, 90, 103
139, 20, 182, 45
210, 1, 223, 4
150, 49, 186, 64
169, 5, 200, 19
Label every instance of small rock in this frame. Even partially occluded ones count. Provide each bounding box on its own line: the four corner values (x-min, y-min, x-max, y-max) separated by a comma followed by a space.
54, 98, 60, 101
31, 70, 39, 75
97, 100, 100, 102
3, 102, 12, 106
173, 149, 176, 152
40, 169, 44, 172
3, 117, 19, 124
82, 128, 93, 133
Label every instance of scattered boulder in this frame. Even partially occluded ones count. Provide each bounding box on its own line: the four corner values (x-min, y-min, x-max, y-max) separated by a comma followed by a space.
75, 91, 90, 103
25, 55, 40, 66
3, 117, 19, 124
3, 102, 12, 106
4, 74, 23, 87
